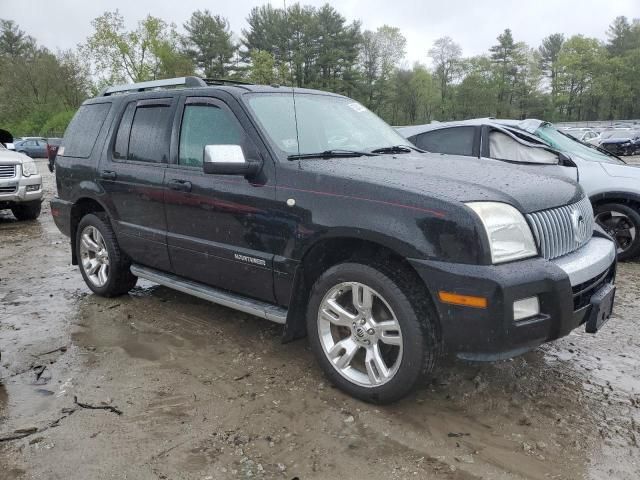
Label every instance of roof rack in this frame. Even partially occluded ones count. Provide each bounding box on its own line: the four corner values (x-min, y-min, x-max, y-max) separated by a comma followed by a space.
100, 76, 207, 96
202, 78, 253, 86
99, 76, 254, 96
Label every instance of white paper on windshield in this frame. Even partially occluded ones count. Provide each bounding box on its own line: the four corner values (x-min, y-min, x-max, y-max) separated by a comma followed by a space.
490, 132, 558, 164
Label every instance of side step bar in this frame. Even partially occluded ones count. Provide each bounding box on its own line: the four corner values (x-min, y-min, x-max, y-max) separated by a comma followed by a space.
130, 264, 287, 324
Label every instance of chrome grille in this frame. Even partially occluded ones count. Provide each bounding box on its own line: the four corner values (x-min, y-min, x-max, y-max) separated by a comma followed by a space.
0, 185, 17, 193
527, 197, 594, 260
0, 164, 16, 178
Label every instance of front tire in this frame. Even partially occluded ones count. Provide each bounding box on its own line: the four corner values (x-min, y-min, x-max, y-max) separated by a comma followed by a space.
11, 201, 41, 221
76, 213, 137, 297
595, 203, 640, 261
306, 262, 439, 404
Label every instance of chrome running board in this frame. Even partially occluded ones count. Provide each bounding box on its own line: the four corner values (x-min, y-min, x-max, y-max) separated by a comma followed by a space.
130, 264, 287, 324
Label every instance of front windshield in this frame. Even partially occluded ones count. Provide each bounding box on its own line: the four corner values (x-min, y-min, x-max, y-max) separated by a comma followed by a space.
246, 92, 410, 155
535, 124, 623, 164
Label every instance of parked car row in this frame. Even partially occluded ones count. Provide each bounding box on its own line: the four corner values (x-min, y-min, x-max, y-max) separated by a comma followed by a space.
561, 125, 640, 156
399, 118, 640, 261
47, 77, 617, 403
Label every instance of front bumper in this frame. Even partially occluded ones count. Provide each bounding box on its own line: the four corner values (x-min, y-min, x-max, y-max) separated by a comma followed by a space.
0, 174, 43, 206
409, 236, 616, 361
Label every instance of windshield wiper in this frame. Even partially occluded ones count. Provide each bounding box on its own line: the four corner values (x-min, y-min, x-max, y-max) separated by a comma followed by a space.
557, 129, 626, 163
287, 149, 379, 161
370, 144, 421, 154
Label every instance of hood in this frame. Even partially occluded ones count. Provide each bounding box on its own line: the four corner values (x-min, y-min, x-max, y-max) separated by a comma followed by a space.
0, 148, 28, 165
601, 137, 636, 144
297, 153, 583, 214
601, 161, 640, 179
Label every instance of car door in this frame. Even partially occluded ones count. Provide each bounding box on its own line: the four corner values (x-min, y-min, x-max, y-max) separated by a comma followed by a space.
20, 140, 36, 157
163, 94, 277, 303
97, 97, 174, 272
35, 139, 47, 157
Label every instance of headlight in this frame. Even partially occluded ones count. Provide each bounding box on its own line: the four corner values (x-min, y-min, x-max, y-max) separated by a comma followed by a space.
467, 202, 538, 264
22, 159, 38, 177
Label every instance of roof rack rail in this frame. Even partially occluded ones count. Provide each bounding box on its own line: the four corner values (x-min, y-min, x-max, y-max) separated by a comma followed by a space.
202, 78, 253, 86
100, 76, 207, 96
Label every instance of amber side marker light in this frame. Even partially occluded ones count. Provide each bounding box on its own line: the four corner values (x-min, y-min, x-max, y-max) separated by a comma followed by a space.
438, 291, 488, 309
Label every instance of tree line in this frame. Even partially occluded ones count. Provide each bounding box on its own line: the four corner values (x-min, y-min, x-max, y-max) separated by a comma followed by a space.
1, 5, 639, 136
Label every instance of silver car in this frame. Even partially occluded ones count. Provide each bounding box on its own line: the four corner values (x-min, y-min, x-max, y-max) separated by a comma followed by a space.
399, 118, 640, 260
0, 142, 43, 220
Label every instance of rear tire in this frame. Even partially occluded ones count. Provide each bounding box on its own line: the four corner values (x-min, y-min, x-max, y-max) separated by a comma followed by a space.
11, 201, 41, 221
595, 203, 640, 261
306, 262, 440, 404
76, 213, 137, 297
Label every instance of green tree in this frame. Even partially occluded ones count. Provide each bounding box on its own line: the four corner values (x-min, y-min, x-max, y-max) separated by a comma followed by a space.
248, 50, 275, 85
242, 3, 361, 93
538, 33, 564, 116
183, 10, 236, 78
606, 16, 633, 55
0, 19, 35, 58
392, 64, 437, 124
489, 29, 522, 116
428, 36, 462, 117
557, 35, 605, 120
359, 25, 405, 114
83, 10, 193, 84
454, 56, 498, 119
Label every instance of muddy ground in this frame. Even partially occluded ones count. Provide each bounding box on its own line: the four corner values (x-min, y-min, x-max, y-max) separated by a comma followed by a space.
1, 158, 639, 480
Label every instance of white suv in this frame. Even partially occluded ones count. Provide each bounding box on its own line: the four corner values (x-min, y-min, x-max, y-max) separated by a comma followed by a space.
0, 143, 43, 220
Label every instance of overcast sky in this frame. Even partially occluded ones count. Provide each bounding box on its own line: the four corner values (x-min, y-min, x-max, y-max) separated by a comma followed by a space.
3, 0, 639, 66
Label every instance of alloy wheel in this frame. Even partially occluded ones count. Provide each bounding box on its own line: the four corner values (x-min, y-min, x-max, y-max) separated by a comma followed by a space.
79, 225, 110, 287
595, 210, 637, 254
317, 282, 403, 387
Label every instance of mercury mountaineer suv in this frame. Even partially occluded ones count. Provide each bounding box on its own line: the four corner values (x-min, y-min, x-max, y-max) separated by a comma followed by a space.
50, 77, 617, 403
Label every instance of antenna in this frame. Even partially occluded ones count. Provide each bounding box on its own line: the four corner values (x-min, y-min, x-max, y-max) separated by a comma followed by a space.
283, 0, 301, 161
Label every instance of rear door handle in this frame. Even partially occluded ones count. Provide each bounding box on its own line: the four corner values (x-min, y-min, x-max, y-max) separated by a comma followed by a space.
100, 170, 117, 180
168, 179, 192, 192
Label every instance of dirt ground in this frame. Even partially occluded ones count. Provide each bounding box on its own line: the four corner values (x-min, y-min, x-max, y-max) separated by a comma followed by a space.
1, 158, 639, 480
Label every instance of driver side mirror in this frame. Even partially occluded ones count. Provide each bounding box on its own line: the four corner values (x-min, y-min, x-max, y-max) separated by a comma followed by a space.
203, 145, 262, 176
557, 151, 576, 167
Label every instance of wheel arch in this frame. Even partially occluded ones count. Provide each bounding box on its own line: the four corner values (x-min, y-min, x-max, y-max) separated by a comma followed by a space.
282, 235, 438, 342
69, 197, 108, 265
589, 191, 640, 210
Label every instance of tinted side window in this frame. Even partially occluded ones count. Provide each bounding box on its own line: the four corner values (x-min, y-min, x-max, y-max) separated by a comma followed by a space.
113, 102, 136, 160
179, 105, 243, 167
415, 127, 475, 156
63, 103, 111, 158
128, 105, 172, 163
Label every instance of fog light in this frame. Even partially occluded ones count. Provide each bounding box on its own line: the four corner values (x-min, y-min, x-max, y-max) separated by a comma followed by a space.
513, 296, 540, 321
26, 184, 40, 192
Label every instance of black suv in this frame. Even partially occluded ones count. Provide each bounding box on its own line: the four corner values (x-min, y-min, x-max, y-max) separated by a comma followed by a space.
51, 77, 616, 403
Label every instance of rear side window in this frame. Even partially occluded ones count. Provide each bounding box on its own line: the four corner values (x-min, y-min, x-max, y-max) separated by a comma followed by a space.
113, 102, 136, 160
179, 105, 243, 167
63, 103, 111, 158
415, 127, 476, 156
112, 102, 172, 163
128, 105, 172, 163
